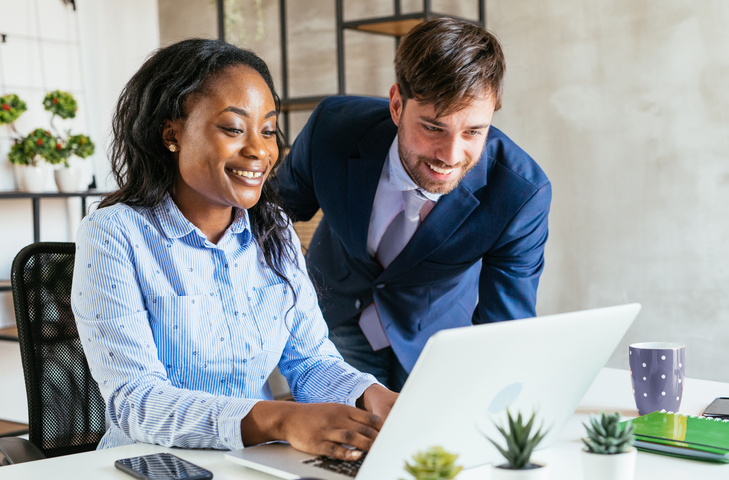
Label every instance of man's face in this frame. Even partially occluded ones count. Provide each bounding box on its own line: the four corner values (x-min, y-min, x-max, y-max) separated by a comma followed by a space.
389, 84, 495, 195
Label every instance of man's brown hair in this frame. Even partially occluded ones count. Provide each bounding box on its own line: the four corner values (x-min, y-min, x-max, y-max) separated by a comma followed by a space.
394, 17, 506, 115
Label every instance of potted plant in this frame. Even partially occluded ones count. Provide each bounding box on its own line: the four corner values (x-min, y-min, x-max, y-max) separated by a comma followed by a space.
41, 90, 94, 192
8, 128, 57, 192
486, 409, 549, 479
49, 133, 95, 192
1, 93, 28, 188
402, 446, 462, 480
581, 411, 636, 480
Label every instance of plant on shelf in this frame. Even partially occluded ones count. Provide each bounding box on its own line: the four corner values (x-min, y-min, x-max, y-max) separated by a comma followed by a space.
402, 446, 462, 480
8, 129, 56, 167
5, 89, 95, 192
581, 411, 636, 480
45, 133, 95, 168
486, 409, 550, 479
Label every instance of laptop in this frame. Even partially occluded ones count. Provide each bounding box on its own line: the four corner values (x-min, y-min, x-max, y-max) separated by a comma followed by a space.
226, 303, 641, 479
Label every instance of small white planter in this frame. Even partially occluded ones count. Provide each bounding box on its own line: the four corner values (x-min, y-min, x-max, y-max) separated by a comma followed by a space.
491, 462, 549, 480
13, 163, 25, 190
16, 163, 48, 193
54, 166, 82, 192
581, 447, 636, 480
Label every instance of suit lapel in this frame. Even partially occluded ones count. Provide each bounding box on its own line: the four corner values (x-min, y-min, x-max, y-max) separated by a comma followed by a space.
382, 183, 479, 277
347, 119, 398, 262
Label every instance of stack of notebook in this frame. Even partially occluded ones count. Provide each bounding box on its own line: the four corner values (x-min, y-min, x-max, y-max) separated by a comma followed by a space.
623, 410, 729, 462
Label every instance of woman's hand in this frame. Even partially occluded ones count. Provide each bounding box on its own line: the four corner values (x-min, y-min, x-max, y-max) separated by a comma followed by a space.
241, 401, 384, 461
357, 383, 398, 420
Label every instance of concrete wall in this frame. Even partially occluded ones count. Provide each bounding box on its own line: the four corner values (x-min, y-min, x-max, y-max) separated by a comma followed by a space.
489, 1, 729, 381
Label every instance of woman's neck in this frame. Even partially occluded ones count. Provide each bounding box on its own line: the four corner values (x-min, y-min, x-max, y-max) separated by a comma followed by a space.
171, 191, 234, 245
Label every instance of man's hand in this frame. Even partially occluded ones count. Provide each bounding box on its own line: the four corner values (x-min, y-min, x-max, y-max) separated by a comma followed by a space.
357, 383, 398, 420
241, 401, 383, 461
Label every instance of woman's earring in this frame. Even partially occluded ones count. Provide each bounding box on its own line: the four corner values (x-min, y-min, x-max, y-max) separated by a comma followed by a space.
168, 144, 178, 152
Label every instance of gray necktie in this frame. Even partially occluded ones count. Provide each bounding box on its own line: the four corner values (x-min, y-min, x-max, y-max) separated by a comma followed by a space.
377, 189, 428, 268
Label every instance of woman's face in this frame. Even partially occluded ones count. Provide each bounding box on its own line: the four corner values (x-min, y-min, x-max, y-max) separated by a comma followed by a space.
167, 65, 278, 212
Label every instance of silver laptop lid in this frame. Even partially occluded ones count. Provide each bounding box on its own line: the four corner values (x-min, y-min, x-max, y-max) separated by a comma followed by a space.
356, 303, 640, 479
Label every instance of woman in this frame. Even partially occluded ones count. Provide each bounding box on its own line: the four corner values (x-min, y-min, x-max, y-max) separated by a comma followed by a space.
71, 39, 396, 461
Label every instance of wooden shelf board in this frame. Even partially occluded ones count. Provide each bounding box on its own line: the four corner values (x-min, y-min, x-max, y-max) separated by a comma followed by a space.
0, 279, 10, 292
353, 18, 424, 36
0, 419, 29, 437
281, 95, 330, 112
0, 326, 19, 342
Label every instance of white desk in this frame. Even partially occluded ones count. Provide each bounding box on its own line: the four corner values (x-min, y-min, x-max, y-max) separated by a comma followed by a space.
3, 368, 729, 479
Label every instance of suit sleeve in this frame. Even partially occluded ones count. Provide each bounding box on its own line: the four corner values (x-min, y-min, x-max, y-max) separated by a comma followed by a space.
473, 181, 552, 324
276, 102, 326, 222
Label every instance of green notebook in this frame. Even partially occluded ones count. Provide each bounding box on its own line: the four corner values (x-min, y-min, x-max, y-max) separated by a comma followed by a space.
622, 410, 729, 463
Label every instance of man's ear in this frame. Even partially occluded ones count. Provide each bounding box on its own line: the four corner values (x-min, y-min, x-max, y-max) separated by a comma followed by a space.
389, 83, 403, 127
161, 119, 180, 152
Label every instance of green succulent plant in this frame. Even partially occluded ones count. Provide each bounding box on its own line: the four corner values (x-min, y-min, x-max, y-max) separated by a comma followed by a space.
582, 411, 635, 454
486, 409, 549, 469
43, 90, 78, 119
402, 446, 463, 480
0, 93, 27, 125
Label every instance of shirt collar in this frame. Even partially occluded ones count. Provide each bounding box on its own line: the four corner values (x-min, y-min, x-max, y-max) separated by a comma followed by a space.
154, 193, 251, 240
387, 135, 442, 202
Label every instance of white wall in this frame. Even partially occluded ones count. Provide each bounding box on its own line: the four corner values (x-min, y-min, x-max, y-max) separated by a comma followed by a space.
489, 1, 729, 381
0, 0, 159, 423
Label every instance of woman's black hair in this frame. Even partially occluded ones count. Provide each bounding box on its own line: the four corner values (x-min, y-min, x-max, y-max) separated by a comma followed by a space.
101, 38, 298, 309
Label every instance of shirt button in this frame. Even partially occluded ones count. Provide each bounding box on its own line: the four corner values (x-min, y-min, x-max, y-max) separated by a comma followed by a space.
376, 283, 386, 289
354, 299, 361, 309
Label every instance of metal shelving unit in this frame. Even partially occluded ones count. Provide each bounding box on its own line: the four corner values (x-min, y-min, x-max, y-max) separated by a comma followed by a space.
215, 1, 486, 140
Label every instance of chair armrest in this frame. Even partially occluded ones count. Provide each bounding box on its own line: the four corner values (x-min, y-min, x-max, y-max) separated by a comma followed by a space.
0, 437, 46, 465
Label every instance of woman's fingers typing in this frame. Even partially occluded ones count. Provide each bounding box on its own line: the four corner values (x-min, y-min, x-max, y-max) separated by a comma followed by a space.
284, 403, 383, 460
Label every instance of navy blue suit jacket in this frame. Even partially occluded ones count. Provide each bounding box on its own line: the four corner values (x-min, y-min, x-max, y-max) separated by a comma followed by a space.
276, 96, 551, 371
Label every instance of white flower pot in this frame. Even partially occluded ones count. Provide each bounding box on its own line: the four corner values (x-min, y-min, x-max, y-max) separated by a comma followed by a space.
54, 166, 82, 192
16, 163, 48, 193
13, 163, 25, 190
491, 463, 549, 480
581, 447, 636, 480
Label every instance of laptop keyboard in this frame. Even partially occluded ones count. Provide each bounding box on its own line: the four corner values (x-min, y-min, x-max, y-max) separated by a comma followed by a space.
302, 452, 367, 477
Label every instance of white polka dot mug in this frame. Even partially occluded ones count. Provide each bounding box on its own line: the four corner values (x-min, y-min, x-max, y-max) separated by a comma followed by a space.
629, 342, 685, 416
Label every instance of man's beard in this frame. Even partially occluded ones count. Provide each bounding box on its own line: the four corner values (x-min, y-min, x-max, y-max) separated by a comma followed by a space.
397, 137, 479, 195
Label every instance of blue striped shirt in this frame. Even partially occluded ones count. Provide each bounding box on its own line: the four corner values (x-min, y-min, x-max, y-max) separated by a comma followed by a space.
71, 193, 377, 451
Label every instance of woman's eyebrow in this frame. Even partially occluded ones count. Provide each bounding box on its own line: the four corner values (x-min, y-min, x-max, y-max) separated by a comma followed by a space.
221, 106, 277, 119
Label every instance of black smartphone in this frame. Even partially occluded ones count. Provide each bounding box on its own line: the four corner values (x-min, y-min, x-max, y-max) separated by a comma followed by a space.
114, 453, 213, 480
702, 397, 729, 419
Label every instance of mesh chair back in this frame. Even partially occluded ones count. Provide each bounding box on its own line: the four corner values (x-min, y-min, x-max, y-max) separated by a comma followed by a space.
11, 242, 106, 458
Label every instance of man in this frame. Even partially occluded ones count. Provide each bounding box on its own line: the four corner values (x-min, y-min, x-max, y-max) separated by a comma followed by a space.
276, 17, 551, 391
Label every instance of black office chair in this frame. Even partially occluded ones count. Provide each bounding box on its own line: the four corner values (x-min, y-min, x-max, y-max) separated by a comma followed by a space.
0, 242, 106, 465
